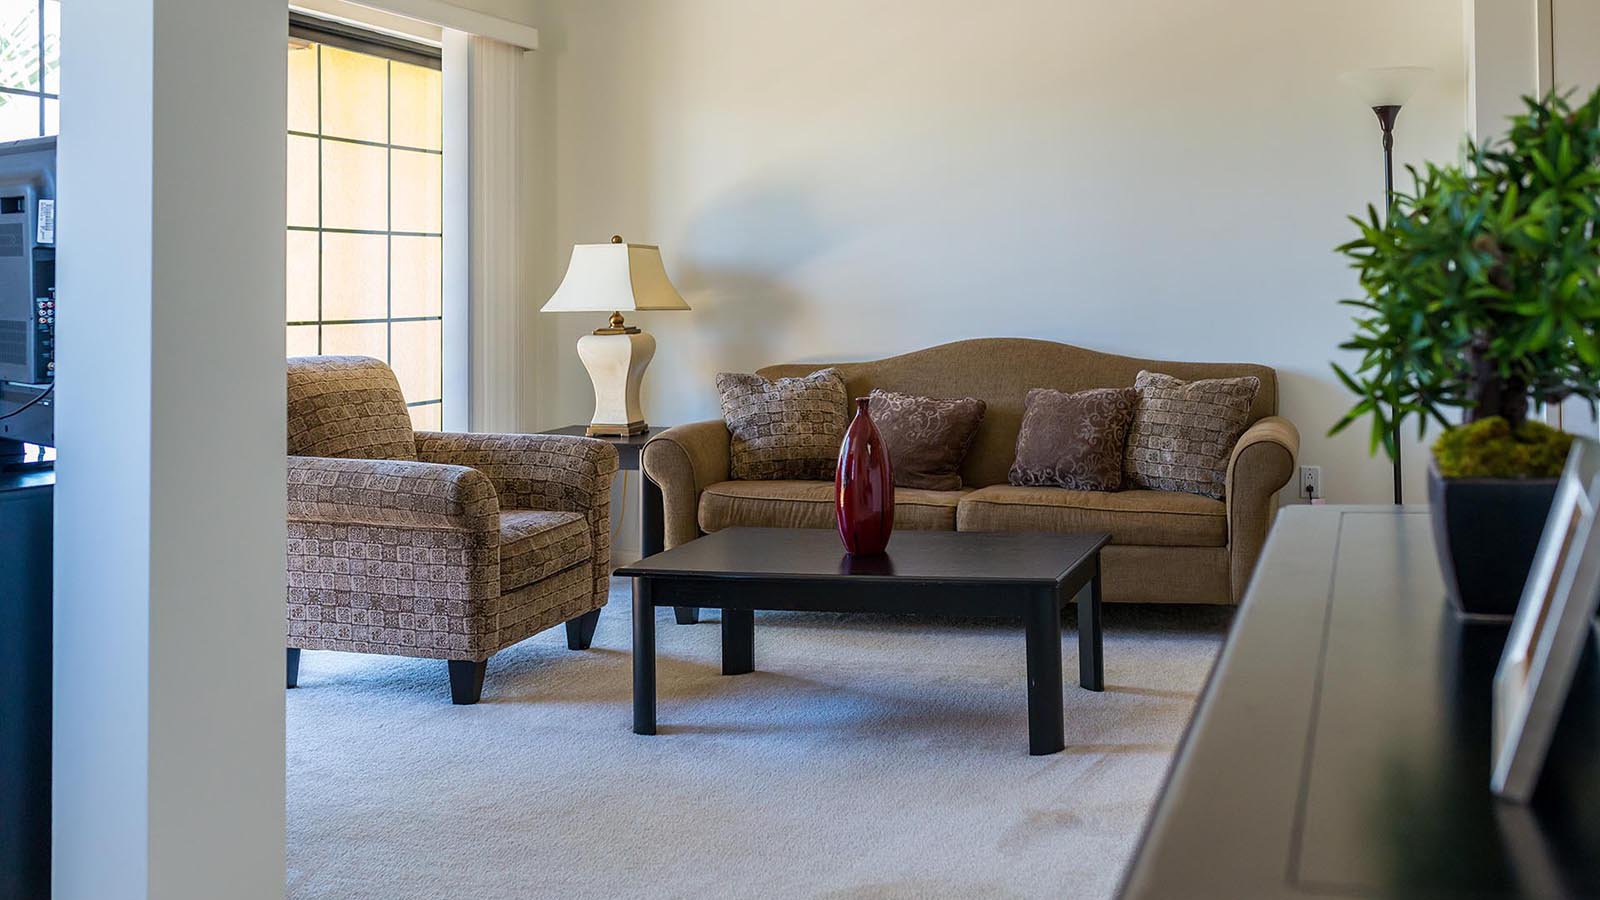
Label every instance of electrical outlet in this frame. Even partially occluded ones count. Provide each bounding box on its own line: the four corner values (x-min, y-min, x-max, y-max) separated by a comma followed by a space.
1298, 465, 1322, 501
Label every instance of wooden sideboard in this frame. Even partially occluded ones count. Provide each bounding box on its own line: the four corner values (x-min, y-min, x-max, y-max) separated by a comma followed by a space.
1121, 506, 1600, 899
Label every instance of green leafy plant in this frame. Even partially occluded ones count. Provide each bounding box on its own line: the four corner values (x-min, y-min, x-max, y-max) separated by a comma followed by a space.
1330, 86, 1600, 473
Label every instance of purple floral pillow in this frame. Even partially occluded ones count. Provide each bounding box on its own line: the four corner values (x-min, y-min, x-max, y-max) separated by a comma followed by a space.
1009, 387, 1140, 491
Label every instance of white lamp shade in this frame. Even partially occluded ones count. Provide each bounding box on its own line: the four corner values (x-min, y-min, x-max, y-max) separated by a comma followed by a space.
541, 241, 690, 313
1338, 66, 1432, 108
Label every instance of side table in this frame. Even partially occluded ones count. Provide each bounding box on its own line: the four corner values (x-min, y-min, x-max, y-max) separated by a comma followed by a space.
540, 426, 699, 625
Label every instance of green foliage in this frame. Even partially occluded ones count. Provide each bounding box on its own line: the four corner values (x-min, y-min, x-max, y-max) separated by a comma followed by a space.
1330, 87, 1600, 465
1432, 416, 1573, 478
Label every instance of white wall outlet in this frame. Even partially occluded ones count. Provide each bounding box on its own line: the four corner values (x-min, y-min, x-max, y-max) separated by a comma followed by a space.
1298, 465, 1322, 501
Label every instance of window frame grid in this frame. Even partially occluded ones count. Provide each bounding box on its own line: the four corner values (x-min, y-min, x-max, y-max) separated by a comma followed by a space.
290, 35, 444, 418
0, 0, 58, 138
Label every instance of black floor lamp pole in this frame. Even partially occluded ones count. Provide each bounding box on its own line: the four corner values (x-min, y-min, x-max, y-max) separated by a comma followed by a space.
1374, 103, 1404, 505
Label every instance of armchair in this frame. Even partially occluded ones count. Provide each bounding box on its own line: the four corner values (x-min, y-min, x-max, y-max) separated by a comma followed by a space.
285, 356, 618, 703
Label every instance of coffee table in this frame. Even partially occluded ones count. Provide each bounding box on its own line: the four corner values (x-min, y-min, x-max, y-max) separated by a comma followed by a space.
614, 527, 1109, 755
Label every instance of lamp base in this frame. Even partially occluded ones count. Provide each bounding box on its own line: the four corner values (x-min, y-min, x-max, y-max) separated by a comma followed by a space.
576, 329, 656, 440
587, 420, 648, 437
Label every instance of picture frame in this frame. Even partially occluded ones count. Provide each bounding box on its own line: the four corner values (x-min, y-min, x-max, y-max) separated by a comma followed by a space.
1491, 436, 1600, 802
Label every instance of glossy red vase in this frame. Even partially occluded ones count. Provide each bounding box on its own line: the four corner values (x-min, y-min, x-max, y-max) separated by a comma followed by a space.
835, 396, 895, 555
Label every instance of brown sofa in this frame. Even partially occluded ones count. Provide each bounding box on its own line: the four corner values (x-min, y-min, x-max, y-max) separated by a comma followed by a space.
641, 338, 1299, 605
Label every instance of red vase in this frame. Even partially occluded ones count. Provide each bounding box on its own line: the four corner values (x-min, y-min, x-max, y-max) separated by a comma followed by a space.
835, 396, 895, 555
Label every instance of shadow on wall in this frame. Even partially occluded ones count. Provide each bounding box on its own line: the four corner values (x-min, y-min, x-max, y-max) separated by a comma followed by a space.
675, 177, 849, 369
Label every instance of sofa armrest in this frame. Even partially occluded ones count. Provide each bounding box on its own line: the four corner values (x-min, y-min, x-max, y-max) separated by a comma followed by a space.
287, 455, 500, 532
1224, 416, 1300, 601
414, 431, 619, 516
642, 420, 731, 548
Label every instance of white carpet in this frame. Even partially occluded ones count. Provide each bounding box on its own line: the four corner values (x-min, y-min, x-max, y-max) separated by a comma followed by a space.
287, 579, 1229, 900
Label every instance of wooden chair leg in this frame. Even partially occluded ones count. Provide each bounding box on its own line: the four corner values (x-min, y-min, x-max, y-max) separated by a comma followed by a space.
566, 608, 601, 650
447, 659, 487, 705
286, 648, 300, 689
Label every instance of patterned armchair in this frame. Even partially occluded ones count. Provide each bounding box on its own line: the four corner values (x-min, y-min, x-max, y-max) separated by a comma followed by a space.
284, 356, 619, 704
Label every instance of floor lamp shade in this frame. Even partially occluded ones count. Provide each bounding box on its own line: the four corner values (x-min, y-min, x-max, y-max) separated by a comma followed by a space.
541, 238, 690, 436
1338, 66, 1431, 108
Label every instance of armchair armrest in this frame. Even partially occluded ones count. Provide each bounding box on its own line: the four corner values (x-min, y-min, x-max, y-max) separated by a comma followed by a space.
1224, 416, 1300, 601
414, 432, 619, 515
287, 455, 499, 532
642, 420, 731, 548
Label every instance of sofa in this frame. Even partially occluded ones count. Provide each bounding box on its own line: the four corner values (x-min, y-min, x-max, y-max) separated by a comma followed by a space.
641, 338, 1299, 605
285, 356, 619, 703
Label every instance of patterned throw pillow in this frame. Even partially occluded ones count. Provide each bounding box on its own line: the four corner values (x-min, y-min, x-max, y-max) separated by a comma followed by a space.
1124, 370, 1260, 499
1009, 387, 1139, 491
867, 389, 987, 491
717, 368, 850, 481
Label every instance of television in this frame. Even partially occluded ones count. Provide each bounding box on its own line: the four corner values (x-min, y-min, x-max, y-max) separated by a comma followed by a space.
0, 136, 54, 454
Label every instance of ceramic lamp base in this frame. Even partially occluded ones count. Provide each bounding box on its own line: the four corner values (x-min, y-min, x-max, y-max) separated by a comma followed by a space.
576, 329, 656, 438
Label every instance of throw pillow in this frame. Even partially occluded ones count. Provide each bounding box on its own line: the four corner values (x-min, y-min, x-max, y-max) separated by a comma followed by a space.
717, 368, 850, 480
1124, 370, 1260, 499
1008, 387, 1140, 491
867, 389, 987, 491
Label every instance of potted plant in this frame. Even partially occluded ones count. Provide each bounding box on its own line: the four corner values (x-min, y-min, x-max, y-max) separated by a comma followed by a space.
1332, 87, 1600, 617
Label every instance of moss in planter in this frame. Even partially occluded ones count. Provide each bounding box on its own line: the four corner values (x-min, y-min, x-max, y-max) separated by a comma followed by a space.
1432, 416, 1573, 479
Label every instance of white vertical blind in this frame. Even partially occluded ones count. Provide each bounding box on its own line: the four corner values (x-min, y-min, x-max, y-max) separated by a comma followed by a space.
465, 35, 525, 432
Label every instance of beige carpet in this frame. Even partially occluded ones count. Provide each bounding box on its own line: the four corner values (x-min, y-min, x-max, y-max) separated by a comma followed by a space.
287, 578, 1229, 900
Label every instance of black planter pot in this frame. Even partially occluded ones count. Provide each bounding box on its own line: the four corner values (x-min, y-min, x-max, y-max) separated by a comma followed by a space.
1427, 463, 1558, 619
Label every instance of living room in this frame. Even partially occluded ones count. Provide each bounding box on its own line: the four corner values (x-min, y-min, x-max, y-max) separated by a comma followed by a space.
7, 0, 1600, 898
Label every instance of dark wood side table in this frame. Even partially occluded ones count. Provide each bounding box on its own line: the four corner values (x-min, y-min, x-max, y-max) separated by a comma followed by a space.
541, 426, 699, 625
1, 468, 52, 900
1120, 506, 1600, 899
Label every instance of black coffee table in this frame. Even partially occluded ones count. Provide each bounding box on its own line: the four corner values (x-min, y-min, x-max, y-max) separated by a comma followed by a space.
614, 527, 1110, 755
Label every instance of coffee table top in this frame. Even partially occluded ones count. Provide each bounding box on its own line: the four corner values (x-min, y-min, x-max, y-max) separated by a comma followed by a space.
614, 527, 1108, 585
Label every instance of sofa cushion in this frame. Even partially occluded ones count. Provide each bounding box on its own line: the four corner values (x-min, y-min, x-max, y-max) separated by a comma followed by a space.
1125, 370, 1260, 500
499, 510, 592, 593
699, 481, 966, 533
956, 484, 1226, 547
1009, 386, 1139, 491
867, 389, 987, 491
717, 368, 849, 481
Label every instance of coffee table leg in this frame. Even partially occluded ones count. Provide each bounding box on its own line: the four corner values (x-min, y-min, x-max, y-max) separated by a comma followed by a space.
722, 607, 754, 675
640, 474, 699, 626
1079, 563, 1104, 692
1024, 589, 1065, 755
633, 577, 657, 735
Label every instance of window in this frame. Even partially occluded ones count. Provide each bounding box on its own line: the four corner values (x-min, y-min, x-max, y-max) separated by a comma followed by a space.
286, 22, 444, 430
0, 0, 59, 142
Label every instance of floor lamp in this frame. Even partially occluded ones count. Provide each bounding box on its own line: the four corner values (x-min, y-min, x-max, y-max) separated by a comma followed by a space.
1340, 65, 1431, 505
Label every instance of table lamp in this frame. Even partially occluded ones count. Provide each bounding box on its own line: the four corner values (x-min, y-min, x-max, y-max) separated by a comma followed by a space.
1339, 65, 1431, 505
541, 236, 690, 436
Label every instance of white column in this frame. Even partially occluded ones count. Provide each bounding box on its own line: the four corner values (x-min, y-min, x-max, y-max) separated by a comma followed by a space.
55, 1, 287, 898
1464, 0, 1542, 142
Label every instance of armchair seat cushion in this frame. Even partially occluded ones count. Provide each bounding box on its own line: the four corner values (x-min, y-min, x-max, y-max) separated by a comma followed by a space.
698, 480, 967, 533
956, 485, 1226, 547
499, 510, 592, 593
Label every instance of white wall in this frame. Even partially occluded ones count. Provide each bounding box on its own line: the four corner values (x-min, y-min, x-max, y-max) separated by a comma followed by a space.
55, 1, 286, 897
524, 0, 1467, 533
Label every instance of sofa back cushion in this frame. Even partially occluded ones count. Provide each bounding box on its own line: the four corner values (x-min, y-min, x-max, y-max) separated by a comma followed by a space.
1125, 371, 1260, 499
717, 368, 849, 480
287, 355, 418, 460
757, 338, 1277, 488
1009, 387, 1139, 492
867, 389, 987, 491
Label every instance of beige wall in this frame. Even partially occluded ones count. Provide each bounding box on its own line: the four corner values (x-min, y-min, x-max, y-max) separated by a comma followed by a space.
524, 0, 1469, 527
